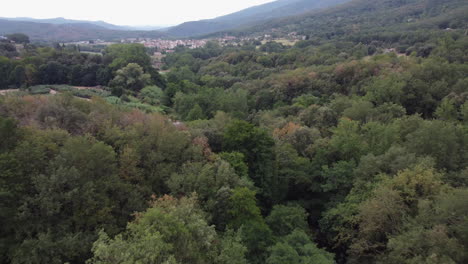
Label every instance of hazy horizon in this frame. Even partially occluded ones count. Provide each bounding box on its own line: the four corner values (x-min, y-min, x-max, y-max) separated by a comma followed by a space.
0, 0, 277, 26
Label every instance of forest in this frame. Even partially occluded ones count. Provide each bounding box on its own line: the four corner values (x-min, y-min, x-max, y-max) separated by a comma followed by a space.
0, 0, 467, 263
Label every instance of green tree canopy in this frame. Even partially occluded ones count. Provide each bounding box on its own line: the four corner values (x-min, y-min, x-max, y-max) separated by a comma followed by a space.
88, 195, 248, 264
109, 63, 151, 93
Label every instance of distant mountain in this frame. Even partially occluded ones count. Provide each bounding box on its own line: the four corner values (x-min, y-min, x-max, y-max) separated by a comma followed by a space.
127, 25, 173, 31
0, 19, 167, 42
166, 0, 351, 37
0, 17, 171, 32
219, 0, 468, 38
0, 17, 128, 30
4, 0, 462, 42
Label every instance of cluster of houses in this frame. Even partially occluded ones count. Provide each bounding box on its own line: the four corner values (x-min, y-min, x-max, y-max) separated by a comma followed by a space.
121, 38, 207, 52
121, 34, 291, 52
287, 32, 308, 40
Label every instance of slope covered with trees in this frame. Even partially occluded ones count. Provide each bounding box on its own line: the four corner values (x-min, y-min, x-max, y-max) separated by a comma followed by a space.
217, 0, 468, 39
166, 0, 350, 37
0, 0, 467, 263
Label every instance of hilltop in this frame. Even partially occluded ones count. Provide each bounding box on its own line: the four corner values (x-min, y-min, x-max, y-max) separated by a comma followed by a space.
0, 19, 167, 42
217, 0, 468, 38
166, 0, 350, 37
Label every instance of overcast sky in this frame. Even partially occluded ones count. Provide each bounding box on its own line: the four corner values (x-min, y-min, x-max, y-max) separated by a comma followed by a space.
1, 0, 277, 26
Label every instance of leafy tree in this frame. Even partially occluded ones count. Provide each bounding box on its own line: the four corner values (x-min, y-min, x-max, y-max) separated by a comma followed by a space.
267, 242, 302, 264
435, 98, 458, 121
167, 159, 251, 212
300, 104, 337, 131
6, 33, 30, 44
89, 195, 247, 264
166, 66, 198, 83
37, 94, 88, 134
24, 64, 38, 86
329, 118, 367, 161
342, 99, 375, 123
228, 187, 274, 264
349, 164, 446, 263
70, 64, 84, 85
348, 185, 407, 262
361, 121, 400, 156
110, 63, 151, 93
105, 44, 152, 72
364, 74, 406, 105
105, 43, 165, 87
266, 205, 309, 237
0, 42, 18, 58
223, 120, 277, 203
274, 142, 311, 201
9, 65, 26, 87
10, 135, 143, 263
38, 61, 70, 84
0, 56, 13, 88
462, 101, 468, 124
372, 103, 406, 123
0, 116, 19, 151
267, 230, 335, 264
10, 232, 92, 264
384, 188, 468, 264
321, 160, 356, 200
121, 113, 204, 194
96, 66, 112, 86
219, 152, 249, 179
260, 42, 285, 53
240, 221, 274, 264
139, 85, 164, 105
216, 230, 249, 264
187, 103, 206, 121
404, 120, 467, 171
228, 187, 264, 229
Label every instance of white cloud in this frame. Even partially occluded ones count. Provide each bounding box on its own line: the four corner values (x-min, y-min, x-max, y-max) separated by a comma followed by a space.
0, 0, 277, 26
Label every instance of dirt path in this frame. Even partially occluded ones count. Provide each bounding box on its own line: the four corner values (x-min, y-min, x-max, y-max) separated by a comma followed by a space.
0, 89, 20, 95
73, 86, 104, 91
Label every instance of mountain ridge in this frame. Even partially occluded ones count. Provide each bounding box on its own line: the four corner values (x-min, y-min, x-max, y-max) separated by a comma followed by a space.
211, 0, 468, 39
0, 17, 169, 31
0, 17, 127, 30
0, 19, 167, 42
165, 0, 351, 37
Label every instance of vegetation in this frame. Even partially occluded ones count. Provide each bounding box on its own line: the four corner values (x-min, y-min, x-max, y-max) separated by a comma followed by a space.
166, 0, 350, 37
0, 0, 467, 263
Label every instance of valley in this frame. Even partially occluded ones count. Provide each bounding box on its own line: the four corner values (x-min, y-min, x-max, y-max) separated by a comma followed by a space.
0, 0, 467, 263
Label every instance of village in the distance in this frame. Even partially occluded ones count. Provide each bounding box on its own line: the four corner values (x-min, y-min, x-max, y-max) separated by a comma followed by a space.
65, 32, 308, 69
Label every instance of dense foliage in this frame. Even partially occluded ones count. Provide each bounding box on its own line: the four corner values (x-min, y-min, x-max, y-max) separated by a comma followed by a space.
166, 0, 350, 37
0, 42, 164, 89
1, 0, 467, 263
